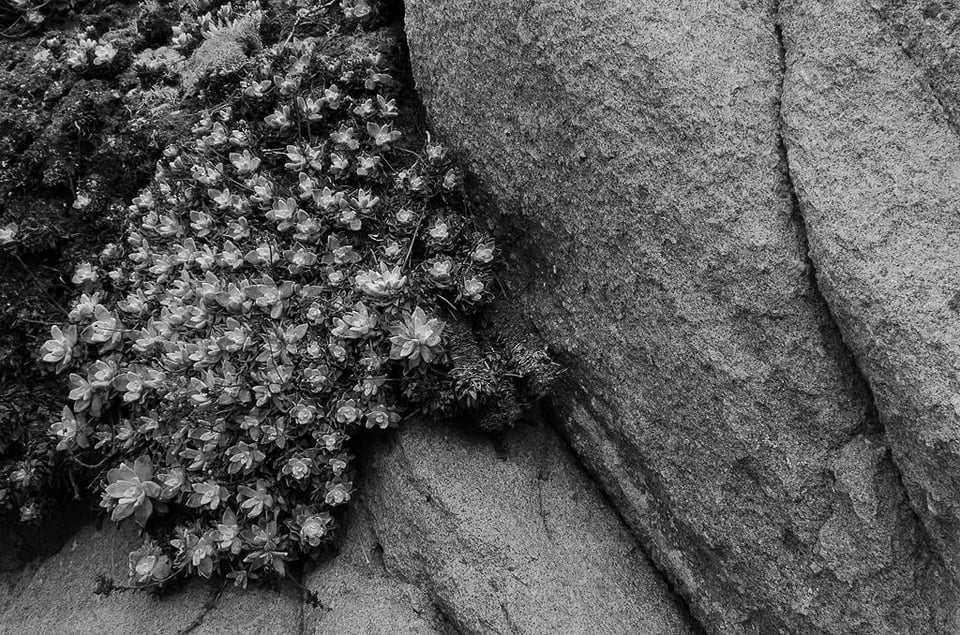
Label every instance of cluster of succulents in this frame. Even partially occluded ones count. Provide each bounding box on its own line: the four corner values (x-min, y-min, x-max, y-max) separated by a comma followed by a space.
64, 32, 119, 69
31, 0, 558, 589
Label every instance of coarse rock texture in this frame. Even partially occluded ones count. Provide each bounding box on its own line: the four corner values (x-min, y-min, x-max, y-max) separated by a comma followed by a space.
403, 0, 959, 632
0, 504, 89, 616
360, 417, 695, 635
304, 503, 454, 634
0, 523, 300, 635
867, 0, 960, 130
780, 0, 960, 584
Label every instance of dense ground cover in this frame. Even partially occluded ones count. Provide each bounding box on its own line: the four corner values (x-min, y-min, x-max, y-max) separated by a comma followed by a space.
0, 0, 557, 591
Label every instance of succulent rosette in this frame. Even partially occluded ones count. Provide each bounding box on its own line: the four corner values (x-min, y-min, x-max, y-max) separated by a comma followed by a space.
28, 0, 559, 592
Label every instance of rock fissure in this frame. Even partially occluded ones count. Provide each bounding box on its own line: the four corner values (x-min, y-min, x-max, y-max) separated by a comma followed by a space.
775, 3, 936, 550
774, 7, 815, 289
426, 592, 465, 635
537, 400, 708, 634
777, 5, 879, 442
498, 598, 523, 635
174, 582, 226, 635
534, 453, 556, 545
297, 583, 310, 635
360, 413, 699, 632
464, 184, 708, 629
401, 0, 960, 629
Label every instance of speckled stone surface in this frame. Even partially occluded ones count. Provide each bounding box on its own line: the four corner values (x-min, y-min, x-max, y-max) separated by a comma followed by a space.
782, 0, 960, 587
404, 0, 959, 632
362, 418, 694, 635
304, 502, 454, 635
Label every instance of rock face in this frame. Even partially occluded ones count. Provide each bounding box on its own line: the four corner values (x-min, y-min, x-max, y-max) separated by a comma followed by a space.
360, 418, 693, 634
304, 503, 454, 634
780, 0, 960, 581
0, 418, 691, 634
0, 505, 89, 617
403, 0, 959, 632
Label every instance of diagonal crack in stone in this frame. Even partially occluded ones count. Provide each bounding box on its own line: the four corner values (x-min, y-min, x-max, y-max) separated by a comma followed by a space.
774, 0, 939, 564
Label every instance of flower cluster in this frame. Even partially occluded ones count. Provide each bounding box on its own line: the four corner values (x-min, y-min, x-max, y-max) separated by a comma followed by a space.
62, 32, 118, 69
39, 2, 504, 588
0, 222, 17, 247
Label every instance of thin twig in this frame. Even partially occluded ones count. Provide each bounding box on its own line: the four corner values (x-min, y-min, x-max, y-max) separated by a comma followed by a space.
11, 252, 68, 315
401, 215, 424, 272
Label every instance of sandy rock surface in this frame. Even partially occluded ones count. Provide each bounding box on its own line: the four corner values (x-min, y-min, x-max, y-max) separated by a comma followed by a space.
404, 0, 960, 631
781, 0, 960, 582
361, 418, 694, 634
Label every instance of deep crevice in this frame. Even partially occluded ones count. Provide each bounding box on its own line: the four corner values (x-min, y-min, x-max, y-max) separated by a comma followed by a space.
775, 5, 884, 440
774, 2, 936, 553
398, 26, 711, 635
358, 490, 465, 635
426, 591, 467, 635
538, 398, 708, 635
423, 70, 713, 635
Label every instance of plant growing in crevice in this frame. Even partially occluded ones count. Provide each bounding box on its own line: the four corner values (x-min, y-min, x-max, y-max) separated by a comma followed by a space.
33, 0, 560, 590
